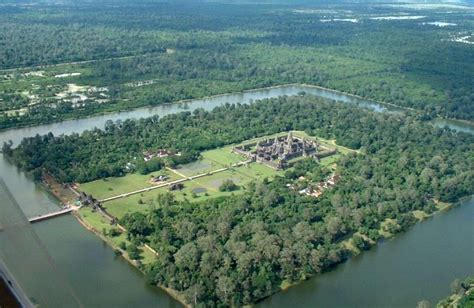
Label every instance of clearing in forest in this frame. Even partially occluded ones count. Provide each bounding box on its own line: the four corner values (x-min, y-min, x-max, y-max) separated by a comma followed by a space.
78, 131, 347, 220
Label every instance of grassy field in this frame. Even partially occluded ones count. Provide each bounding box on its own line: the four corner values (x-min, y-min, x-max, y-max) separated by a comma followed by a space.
102, 166, 271, 219
79, 170, 183, 200
79, 131, 345, 221
320, 154, 343, 169
175, 147, 246, 177
78, 207, 156, 265
235, 162, 284, 180
102, 193, 154, 218
200, 146, 246, 167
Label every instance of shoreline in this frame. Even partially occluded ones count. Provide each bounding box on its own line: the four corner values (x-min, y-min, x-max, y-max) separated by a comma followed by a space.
255, 198, 463, 305
1, 83, 472, 134
38, 171, 190, 306
31, 165, 473, 306
73, 191, 470, 307
0, 83, 289, 133
72, 211, 191, 308
16, 160, 474, 307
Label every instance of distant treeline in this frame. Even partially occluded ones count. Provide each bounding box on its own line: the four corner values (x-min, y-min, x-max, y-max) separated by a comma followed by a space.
0, 2, 472, 128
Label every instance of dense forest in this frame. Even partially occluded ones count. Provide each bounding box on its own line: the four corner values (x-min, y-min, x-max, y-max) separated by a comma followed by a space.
6, 95, 473, 305
2, 2, 473, 303
0, 1, 473, 129
7, 95, 473, 200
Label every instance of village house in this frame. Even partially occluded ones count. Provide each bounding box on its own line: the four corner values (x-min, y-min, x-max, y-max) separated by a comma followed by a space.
143, 149, 181, 161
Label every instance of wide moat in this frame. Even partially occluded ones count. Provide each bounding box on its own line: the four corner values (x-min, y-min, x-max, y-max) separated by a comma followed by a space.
0, 85, 472, 307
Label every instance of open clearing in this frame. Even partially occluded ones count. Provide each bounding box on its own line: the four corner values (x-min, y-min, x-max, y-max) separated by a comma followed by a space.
79, 207, 156, 264
100, 170, 244, 218
79, 170, 183, 200
80, 131, 345, 220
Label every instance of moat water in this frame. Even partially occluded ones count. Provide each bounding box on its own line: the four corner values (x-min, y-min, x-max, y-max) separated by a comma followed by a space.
0, 85, 472, 307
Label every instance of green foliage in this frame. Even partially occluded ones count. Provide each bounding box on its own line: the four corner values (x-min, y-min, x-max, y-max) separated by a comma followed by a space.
352, 235, 371, 251
123, 179, 347, 306
285, 158, 330, 182
0, 2, 472, 131
9, 91, 474, 306
136, 158, 164, 175
438, 277, 474, 308
126, 243, 142, 260
108, 228, 121, 237
219, 179, 239, 192
11, 96, 474, 205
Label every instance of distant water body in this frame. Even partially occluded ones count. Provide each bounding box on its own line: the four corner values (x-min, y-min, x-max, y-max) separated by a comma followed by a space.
0, 84, 409, 147
1, 84, 471, 148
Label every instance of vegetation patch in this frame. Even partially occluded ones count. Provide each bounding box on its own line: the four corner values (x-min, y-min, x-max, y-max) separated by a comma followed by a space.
79, 171, 182, 200
7, 95, 473, 306
78, 207, 156, 265
0, 3, 472, 131
435, 277, 474, 308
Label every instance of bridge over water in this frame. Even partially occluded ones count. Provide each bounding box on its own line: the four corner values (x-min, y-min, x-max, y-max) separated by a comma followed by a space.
0, 178, 83, 307
28, 206, 82, 223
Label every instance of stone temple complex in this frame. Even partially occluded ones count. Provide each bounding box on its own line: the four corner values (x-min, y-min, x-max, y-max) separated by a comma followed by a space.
232, 132, 336, 170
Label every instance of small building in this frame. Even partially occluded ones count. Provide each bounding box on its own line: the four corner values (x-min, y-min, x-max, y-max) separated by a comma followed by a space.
169, 183, 184, 191
151, 175, 169, 183
144, 149, 182, 161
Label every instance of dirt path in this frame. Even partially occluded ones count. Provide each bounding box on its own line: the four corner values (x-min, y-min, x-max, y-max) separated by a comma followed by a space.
166, 167, 188, 179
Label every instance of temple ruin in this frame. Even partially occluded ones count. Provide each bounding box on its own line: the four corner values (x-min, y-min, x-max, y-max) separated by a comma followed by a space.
232, 132, 336, 170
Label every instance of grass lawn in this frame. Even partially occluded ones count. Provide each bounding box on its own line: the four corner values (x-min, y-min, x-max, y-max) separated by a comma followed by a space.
81, 131, 344, 222
79, 130, 345, 201
200, 146, 246, 167
102, 192, 155, 218
234, 162, 283, 180
194, 169, 249, 190
78, 207, 156, 265
320, 154, 342, 169
174, 160, 217, 177
101, 163, 280, 219
78, 170, 183, 200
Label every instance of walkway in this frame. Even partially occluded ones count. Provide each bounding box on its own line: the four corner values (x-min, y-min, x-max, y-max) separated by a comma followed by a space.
28, 205, 82, 223
100, 160, 251, 203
